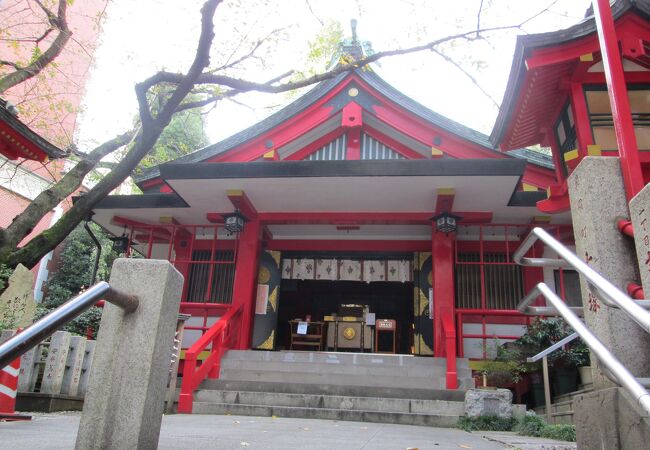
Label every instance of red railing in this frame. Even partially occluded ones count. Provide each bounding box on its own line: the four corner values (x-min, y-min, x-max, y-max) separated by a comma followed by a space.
456, 309, 532, 359
177, 303, 243, 414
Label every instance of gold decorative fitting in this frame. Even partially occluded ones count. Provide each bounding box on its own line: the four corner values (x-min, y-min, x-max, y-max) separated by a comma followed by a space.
258, 266, 271, 284
257, 330, 275, 350
348, 88, 359, 97
342, 327, 356, 340
268, 250, 281, 267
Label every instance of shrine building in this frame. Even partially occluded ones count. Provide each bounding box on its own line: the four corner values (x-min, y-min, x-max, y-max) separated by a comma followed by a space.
90, 0, 650, 402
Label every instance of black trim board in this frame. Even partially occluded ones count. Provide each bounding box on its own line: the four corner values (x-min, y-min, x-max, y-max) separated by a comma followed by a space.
160, 158, 527, 180
508, 190, 547, 207
94, 193, 188, 209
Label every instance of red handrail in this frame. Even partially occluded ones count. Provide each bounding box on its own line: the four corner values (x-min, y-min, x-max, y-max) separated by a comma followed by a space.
177, 303, 243, 413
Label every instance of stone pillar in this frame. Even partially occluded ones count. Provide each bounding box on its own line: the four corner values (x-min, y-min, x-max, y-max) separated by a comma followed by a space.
77, 340, 95, 397
630, 183, 650, 294
75, 259, 183, 450
61, 336, 86, 396
567, 157, 650, 388
18, 346, 39, 392
40, 331, 71, 394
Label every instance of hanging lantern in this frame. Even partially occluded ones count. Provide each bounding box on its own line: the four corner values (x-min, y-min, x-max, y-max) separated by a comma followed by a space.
222, 210, 247, 233
431, 212, 462, 234
109, 233, 130, 253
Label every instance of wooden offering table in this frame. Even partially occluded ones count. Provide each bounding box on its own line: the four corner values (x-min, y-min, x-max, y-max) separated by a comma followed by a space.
325, 316, 373, 352
289, 320, 325, 351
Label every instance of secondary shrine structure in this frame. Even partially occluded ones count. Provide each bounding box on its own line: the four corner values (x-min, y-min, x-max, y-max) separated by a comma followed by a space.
90, 0, 650, 404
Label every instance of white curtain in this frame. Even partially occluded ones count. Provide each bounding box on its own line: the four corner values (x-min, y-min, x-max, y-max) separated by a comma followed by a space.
281, 258, 411, 283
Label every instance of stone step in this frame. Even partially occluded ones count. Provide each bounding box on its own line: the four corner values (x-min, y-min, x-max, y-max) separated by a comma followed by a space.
191, 402, 461, 428
217, 368, 474, 390
223, 350, 470, 369
196, 379, 467, 402
219, 358, 471, 378
194, 390, 465, 415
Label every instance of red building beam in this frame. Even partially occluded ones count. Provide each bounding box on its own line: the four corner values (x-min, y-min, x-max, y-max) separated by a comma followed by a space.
227, 189, 258, 220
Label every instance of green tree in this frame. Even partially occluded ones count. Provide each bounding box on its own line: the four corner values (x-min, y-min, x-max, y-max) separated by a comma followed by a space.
136, 95, 209, 171
41, 223, 118, 337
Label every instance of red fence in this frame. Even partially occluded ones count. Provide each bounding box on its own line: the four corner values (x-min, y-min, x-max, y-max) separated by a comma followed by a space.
454, 224, 576, 359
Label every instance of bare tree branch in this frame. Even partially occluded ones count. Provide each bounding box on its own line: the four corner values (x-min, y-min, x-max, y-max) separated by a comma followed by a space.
0, 0, 71, 94
431, 48, 500, 110
305, 0, 324, 26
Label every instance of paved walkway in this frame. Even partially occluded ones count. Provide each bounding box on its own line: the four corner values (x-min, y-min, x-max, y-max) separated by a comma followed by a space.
1, 412, 505, 450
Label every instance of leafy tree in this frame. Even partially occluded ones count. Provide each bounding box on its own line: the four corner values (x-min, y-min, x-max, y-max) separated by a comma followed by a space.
41, 223, 118, 337
0, 0, 566, 271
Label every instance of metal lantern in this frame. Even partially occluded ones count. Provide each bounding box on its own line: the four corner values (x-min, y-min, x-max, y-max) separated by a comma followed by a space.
109, 234, 130, 253
222, 210, 246, 233
432, 212, 462, 234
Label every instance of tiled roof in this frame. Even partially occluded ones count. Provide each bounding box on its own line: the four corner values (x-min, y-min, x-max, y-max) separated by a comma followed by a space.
136, 68, 553, 186
490, 0, 650, 146
0, 98, 66, 160
506, 148, 554, 169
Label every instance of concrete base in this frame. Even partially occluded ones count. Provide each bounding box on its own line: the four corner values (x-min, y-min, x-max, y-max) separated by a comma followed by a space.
16, 392, 84, 412
574, 387, 650, 449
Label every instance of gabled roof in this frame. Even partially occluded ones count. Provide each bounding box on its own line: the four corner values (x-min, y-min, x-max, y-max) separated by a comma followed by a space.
136, 68, 552, 187
490, 0, 650, 149
0, 98, 66, 161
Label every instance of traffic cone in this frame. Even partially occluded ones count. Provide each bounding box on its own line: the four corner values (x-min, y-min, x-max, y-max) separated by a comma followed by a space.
0, 344, 31, 421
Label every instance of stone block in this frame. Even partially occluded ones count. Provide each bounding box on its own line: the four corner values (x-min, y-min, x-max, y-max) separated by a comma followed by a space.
630, 183, 650, 294
0, 264, 35, 328
40, 331, 71, 395
60, 336, 86, 396
574, 387, 650, 449
464, 388, 513, 418
75, 259, 183, 450
18, 346, 38, 392
568, 157, 650, 387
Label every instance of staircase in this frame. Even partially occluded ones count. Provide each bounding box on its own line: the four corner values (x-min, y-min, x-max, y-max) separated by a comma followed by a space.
185, 350, 474, 426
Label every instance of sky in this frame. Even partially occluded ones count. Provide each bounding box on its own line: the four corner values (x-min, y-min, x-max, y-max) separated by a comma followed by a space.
76, 0, 592, 152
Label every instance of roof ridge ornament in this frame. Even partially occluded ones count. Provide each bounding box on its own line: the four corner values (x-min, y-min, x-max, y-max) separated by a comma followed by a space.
328, 19, 377, 70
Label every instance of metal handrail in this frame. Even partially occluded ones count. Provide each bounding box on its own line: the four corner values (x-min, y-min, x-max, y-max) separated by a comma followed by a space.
526, 332, 579, 363
514, 227, 650, 333
0, 281, 138, 368
519, 283, 650, 416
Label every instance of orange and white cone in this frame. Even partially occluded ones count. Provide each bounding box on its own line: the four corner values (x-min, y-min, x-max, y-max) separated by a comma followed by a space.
0, 355, 31, 421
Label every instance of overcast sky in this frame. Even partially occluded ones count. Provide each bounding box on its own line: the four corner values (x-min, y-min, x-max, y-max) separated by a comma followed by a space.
76, 0, 592, 151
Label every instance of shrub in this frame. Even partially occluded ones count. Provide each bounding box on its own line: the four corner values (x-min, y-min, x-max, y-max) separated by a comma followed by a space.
457, 415, 517, 432
516, 411, 546, 437
540, 424, 576, 442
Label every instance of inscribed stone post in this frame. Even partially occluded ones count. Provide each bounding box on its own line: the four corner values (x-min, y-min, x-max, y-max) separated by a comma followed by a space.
630, 183, 650, 294
61, 336, 86, 396
75, 259, 183, 450
0, 264, 35, 328
77, 340, 95, 397
568, 157, 650, 387
18, 346, 38, 392
40, 331, 71, 394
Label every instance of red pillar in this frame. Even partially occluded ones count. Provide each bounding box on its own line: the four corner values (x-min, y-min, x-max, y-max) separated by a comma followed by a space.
593, 0, 644, 200
432, 227, 458, 389
231, 219, 262, 349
